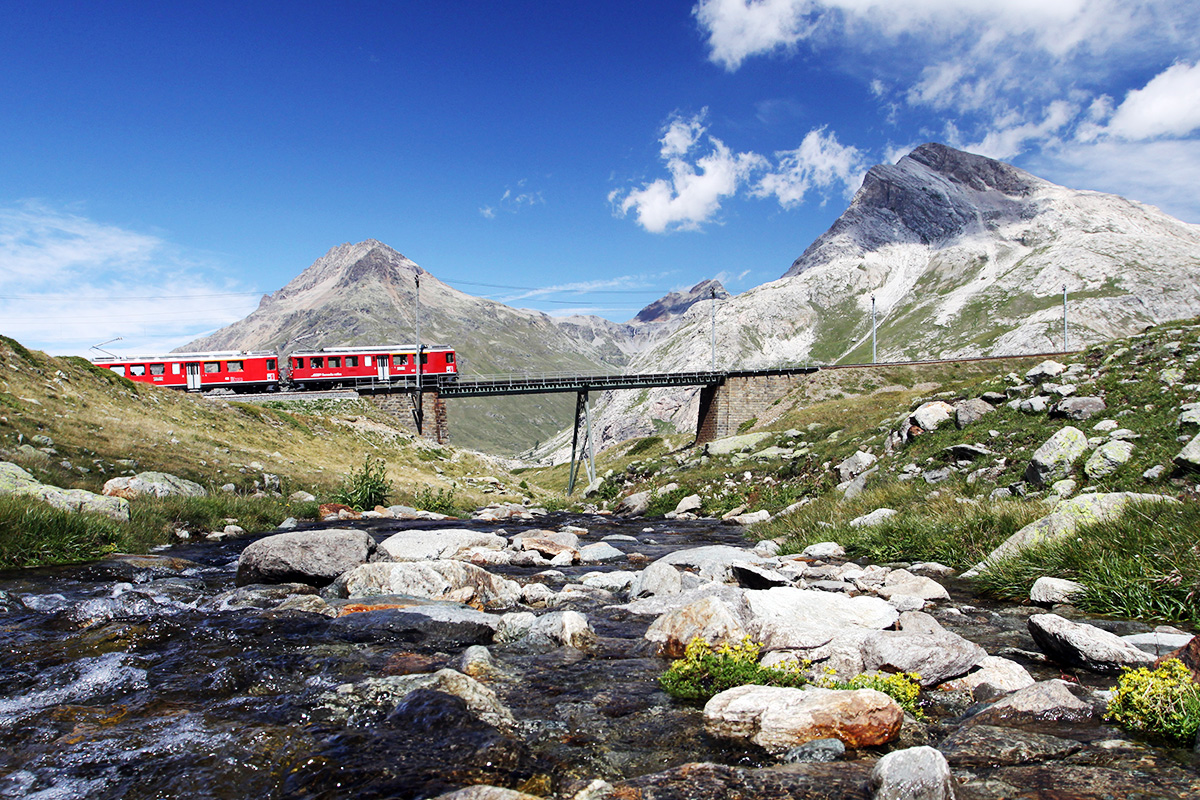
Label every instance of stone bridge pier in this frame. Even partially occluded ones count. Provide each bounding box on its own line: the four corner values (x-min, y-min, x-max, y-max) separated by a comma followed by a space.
363, 390, 448, 443
696, 370, 816, 444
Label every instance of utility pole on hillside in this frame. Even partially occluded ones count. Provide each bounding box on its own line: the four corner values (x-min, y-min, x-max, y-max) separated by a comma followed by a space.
1062, 284, 1069, 351
871, 295, 877, 364
710, 285, 717, 372
414, 274, 423, 434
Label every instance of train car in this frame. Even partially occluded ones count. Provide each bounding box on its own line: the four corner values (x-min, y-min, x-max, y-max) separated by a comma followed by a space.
91, 351, 281, 392
288, 344, 458, 389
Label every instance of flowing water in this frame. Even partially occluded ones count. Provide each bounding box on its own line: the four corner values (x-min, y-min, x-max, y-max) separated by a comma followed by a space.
1, 514, 1197, 799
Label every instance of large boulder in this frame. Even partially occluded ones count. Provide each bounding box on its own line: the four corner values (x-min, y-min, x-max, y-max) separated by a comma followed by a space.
237, 529, 384, 587
1083, 440, 1134, 478
703, 685, 903, 753
859, 630, 987, 687
968, 679, 1096, 725
103, 471, 207, 499
316, 668, 514, 729
939, 656, 1035, 695
331, 604, 498, 648
834, 451, 877, 483
746, 587, 899, 635
955, 398, 996, 429
704, 432, 772, 456
378, 529, 507, 561
645, 595, 750, 658
1028, 613, 1156, 673
964, 493, 1177, 576
1025, 360, 1066, 383
1056, 396, 1107, 421
1023, 427, 1088, 486
652, 545, 766, 583
0, 461, 130, 520
614, 491, 650, 515
1174, 432, 1200, 472
328, 560, 523, 609
910, 401, 955, 433
870, 746, 956, 800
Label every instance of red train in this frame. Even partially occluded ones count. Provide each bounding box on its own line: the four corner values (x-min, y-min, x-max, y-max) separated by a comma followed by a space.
91, 344, 458, 393
289, 344, 457, 389
92, 351, 281, 392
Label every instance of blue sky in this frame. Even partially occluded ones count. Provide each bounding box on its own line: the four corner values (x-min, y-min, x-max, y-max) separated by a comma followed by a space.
3, 0, 1199, 355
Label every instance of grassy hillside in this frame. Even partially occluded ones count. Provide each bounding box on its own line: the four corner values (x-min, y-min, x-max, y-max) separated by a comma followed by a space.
522, 319, 1200, 622
0, 335, 560, 566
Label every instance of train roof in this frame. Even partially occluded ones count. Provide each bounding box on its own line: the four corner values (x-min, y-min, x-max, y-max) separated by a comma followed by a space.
90, 351, 276, 363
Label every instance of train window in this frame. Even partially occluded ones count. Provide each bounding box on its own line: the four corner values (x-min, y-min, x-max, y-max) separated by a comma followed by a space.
172, 363, 181, 374
364, 356, 372, 367
149, 363, 165, 376
328, 357, 341, 368
226, 360, 243, 372
109, 365, 126, 376
345, 356, 358, 367
130, 364, 146, 376
420, 353, 428, 364
311, 357, 324, 368
204, 362, 221, 373
392, 354, 407, 366
266, 359, 276, 370
293, 358, 304, 369
445, 353, 455, 363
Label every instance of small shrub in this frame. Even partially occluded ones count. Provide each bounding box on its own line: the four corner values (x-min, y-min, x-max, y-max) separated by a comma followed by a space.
412, 485, 459, 516
659, 637, 808, 701
1106, 659, 1200, 744
659, 637, 926, 715
821, 670, 924, 719
332, 455, 392, 510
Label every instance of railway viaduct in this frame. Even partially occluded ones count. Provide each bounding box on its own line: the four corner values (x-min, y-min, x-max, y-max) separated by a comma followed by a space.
357, 366, 817, 492
351, 352, 1071, 492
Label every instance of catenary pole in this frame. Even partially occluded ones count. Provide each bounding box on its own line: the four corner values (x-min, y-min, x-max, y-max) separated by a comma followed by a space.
710, 285, 717, 371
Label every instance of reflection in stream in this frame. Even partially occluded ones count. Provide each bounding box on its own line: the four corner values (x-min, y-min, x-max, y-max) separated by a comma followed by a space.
0, 514, 1197, 799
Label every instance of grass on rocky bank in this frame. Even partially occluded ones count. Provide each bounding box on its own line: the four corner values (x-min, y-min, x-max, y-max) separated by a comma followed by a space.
758, 478, 1200, 623
0, 493, 319, 569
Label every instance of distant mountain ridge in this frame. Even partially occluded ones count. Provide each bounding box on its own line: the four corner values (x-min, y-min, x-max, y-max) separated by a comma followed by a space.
186, 143, 1200, 460
182, 240, 703, 454
538, 143, 1200, 460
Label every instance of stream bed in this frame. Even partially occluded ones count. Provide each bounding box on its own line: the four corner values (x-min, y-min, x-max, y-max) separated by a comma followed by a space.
1, 513, 1198, 799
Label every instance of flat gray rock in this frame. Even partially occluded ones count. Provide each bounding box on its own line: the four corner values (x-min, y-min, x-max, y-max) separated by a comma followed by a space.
1028, 613, 1155, 673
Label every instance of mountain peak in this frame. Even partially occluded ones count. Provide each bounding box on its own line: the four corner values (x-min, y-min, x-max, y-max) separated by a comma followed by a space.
632, 279, 729, 324
785, 143, 1044, 277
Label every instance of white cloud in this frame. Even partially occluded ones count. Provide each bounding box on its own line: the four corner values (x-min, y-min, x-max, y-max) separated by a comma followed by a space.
614, 112, 766, 233
694, 0, 1185, 73
1025, 139, 1200, 224
480, 181, 545, 219
0, 203, 259, 355
694, 0, 1200, 165
1106, 61, 1200, 140
614, 114, 866, 232
967, 100, 1077, 159
754, 128, 866, 205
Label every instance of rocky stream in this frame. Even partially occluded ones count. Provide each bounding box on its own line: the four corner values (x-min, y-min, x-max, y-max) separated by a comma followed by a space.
1, 510, 1198, 800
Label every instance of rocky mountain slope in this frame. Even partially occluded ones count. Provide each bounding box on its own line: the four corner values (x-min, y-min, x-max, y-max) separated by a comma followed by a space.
554, 143, 1200, 459
183, 241, 721, 455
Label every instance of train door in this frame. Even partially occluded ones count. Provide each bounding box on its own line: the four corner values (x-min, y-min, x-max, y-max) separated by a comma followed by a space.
376, 353, 390, 381
185, 363, 202, 391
